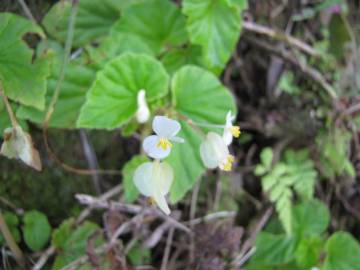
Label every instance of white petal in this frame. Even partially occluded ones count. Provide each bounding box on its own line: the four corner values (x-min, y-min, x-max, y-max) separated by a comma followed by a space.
143, 135, 171, 159
152, 161, 174, 195
170, 136, 185, 143
133, 162, 153, 197
200, 132, 229, 169
222, 129, 233, 146
136, 89, 150, 123
153, 116, 181, 138
152, 189, 171, 215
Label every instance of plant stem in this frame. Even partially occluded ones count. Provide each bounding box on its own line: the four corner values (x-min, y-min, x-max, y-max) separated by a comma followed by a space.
44, 0, 78, 125
0, 86, 18, 128
0, 210, 25, 268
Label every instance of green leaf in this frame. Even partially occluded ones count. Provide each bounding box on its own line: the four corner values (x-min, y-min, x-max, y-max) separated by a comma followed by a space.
168, 121, 205, 202
183, 0, 242, 73
171, 65, 236, 125
52, 220, 103, 270
43, 0, 122, 46
122, 155, 149, 203
161, 45, 204, 75
127, 241, 151, 265
260, 147, 274, 171
77, 53, 169, 129
323, 232, 360, 270
328, 14, 351, 59
0, 13, 49, 110
295, 236, 323, 270
17, 55, 96, 128
0, 212, 21, 246
169, 65, 236, 202
227, 0, 248, 9
87, 32, 154, 69
23, 210, 51, 251
247, 232, 298, 268
292, 200, 330, 237
113, 0, 187, 54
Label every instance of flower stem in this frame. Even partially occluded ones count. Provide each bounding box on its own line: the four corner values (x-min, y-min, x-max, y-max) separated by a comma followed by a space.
0, 210, 25, 268
0, 86, 18, 128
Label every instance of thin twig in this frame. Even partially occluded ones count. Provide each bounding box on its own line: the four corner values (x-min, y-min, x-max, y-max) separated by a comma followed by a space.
161, 228, 174, 270
0, 210, 24, 268
31, 246, 55, 270
243, 21, 321, 58
245, 36, 338, 100
185, 211, 237, 226
17, 0, 37, 23
189, 179, 201, 264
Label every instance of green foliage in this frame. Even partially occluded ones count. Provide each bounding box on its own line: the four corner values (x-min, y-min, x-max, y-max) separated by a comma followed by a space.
323, 232, 360, 270
328, 14, 351, 59
52, 219, 104, 269
122, 155, 149, 203
278, 71, 302, 95
77, 53, 169, 129
17, 42, 96, 128
247, 200, 329, 270
256, 148, 317, 234
43, 0, 122, 46
23, 210, 51, 251
127, 241, 151, 265
168, 65, 236, 202
317, 128, 355, 179
0, 212, 21, 246
113, 0, 187, 55
0, 13, 49, 110
183, 0, 244, 73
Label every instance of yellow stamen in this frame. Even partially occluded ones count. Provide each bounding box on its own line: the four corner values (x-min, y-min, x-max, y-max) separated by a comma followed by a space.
148, 197, 156, 205
156, 138, 172, 150
222, 155, 235, 171
230, 126, 241, 138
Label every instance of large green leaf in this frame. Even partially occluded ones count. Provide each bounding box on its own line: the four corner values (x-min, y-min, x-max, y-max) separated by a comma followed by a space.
171, 66, 236, 125
113, 0, 187, 54
122, 155, 149, 203
23, 211, 52, 251
17, 56, 96, 128
247, 232, 298, 269
87, 32, 154, 69
292, 200, 330, 237
0, 13, 49, 110
168, 121, 205, 202
77, 53, 169, 129
183, 0, 242, 73
43, 0, 123, 47
323, 232, 360, 270
169, 65, 236, 202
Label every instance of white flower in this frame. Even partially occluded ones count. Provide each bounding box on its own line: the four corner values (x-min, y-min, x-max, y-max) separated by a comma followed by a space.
222, 111, 240, 146
135, 89, 150, 123
133, 160, 174, 215
200, 132, 234, 171
143, 116, 184, 159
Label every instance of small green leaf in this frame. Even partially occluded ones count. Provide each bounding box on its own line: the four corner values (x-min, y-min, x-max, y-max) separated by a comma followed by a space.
122, 155, 149, 203
127, 241, 151, 265
0, 13, 49, 110
77, 53, 169, 129
292, 200, 330, 237
183, 0, 242, 73
113, 0, 187, 54
248, 232, 298, 268
260, 147, 274, 171
323, 232, 360, 270
43, 0, 122, 46
295, 236, 323, 270
52, 220, 103, 270
23, 210, 51, 251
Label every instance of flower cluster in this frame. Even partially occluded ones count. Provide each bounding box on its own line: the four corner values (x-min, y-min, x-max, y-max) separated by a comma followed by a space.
133, 112, 240, 215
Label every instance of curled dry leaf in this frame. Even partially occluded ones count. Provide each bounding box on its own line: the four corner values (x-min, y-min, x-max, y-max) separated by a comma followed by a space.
1, 126, 41, 171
